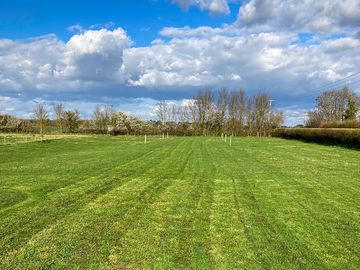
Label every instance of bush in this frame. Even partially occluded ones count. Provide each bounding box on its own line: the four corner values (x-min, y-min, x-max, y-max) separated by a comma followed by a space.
273, 128, 360, 148
319, 120, 360, 129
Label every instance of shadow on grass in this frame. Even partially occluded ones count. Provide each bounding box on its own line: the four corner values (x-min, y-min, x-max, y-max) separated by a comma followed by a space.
279, 137, 360, 151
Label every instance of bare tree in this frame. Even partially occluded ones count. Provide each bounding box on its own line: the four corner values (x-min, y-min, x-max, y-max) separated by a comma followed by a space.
228, 90, 239, 135
195, 90, 214, 135
93, 105, 116, 133
169, 103, 178, 123
177, 103, 189, 123
216, 88, 228, 135
238, 90, 246, 135
155, 100, 169, 125
269, 111, 284, 132
34, 103, 48, 139
305, 110, 323, 127
246, 97, 255, 136
315, 87, 359, 122
54, 102, 64, 133
254, 93, 271, 136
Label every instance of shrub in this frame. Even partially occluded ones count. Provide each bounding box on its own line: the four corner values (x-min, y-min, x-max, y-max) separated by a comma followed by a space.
320, 120, 360, 129
273, 128, 360, 148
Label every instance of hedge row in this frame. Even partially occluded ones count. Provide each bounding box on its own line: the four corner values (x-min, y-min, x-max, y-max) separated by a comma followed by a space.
320, 120, 360, 129
0, 127, 37, 133
0, 127, 119, 135
273, 128, 360, 148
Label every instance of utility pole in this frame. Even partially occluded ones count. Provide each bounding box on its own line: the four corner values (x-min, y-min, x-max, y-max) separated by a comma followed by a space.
269, 99, 275, 120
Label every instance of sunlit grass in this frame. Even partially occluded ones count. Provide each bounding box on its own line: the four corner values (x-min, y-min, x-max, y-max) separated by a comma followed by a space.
0, 136, 359, 269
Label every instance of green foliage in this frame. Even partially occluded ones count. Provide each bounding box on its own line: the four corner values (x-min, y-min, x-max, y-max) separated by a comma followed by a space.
345, 99, 358, 120
0, 136, 359, 268
63, 110, 80, 133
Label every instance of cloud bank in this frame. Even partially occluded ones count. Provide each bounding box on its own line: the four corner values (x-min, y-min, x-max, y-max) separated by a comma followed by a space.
1, 0, 360, 125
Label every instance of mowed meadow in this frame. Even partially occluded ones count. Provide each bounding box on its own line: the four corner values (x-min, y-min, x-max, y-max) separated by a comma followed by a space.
0, 135, 359, 269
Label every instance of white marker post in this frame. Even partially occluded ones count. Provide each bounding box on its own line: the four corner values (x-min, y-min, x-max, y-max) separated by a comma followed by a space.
162, 133, 165, 139
225, 134, 227, 143
144, 134, 147, 144
230, 136, 232, 146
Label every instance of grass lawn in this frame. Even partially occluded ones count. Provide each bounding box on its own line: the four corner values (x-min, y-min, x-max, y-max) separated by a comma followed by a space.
0, 135, 359, 269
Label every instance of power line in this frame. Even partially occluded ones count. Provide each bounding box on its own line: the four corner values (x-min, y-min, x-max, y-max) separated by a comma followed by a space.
298, 72, 360, 98
309, 72, 360, 93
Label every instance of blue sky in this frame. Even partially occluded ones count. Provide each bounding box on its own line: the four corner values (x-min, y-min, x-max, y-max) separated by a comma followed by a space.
0, 0, 359, 125
0, 0, 239, 45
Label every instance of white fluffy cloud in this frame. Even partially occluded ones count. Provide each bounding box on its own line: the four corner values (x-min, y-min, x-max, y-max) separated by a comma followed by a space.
172, 0, 230, 15
1, 0, 360, 125
125, 27, 360, 95
60, 28, 130, 81
237, 0, 360, 32
1, 26, 359, 95
172, 0, 360, 32
0, 28, 131, 92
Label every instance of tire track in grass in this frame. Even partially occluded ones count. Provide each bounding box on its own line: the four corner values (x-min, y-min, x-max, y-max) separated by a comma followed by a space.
230, 177, 266, 270
0, 177, 153, 270
226, 140, 342, 269
1, 138, 187, 269
101, 138, 215, 270
102, 138, 204, 269
205, 138, 263, 270
211, 141, 279, 269
0, 138, 153, 213
248, 147, 360, 263
240, 139, 360, 263
170, 138, 215, 269
218, 145, 290, 269
272, 138, 360, 194
225, 138, 359, 268
212, 139, 329, 269
261, 140, 360, 207
1, 136, 158, 199
0, 139, 175, 259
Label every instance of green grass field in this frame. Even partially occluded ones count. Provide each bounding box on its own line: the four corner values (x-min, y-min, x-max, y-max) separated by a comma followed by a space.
0, 136, 359, 269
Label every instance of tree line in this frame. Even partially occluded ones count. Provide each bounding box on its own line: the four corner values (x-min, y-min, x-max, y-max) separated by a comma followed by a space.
306, 87, 360, 128
0, 89, 283, 136
155, 89, 283, 136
